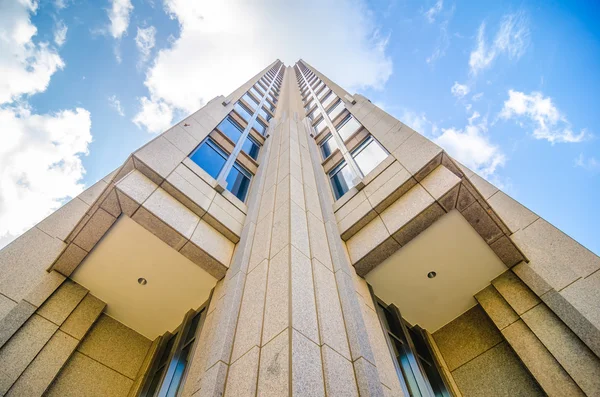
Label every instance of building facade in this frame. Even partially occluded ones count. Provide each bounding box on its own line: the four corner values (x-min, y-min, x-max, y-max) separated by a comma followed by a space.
0, 60, 599, 396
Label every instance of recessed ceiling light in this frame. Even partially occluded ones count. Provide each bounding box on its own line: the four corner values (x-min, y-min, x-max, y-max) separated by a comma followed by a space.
427, 271, 437, 279
137, 277, 148, 285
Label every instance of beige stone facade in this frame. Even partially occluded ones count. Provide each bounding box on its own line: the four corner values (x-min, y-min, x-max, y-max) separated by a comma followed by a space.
0, 59, 598, 396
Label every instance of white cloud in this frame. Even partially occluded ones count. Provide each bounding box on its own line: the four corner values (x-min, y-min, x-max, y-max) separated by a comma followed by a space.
54, 20, 68, 47
469, 12, 529, 75
435, 112, 505, 177
451, 82, 470, 98
500, 89, 588, 144
108, 0, 133, 39
108, 95, 125, 116
426, 19, 449, 64
472, 92, 483, 101
134, 0, 392, 131
0, 1, 93, 249
0, 0, 65, 104
135, 26, 156, 65
424, 0, 443, 23
133, 96, 173, 134
575, 154, 600, 173
400, 109, 438, 137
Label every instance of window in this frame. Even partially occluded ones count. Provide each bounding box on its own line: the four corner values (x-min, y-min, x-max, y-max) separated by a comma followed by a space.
318, 87, 329, 101
234, 102, 253, 122
320, 134, 337, 159
242, 93, 259, 110
216, 116, 243, 143
352, 136, 388, 176
189, 139, 227, 179
252, 118, 267, 135
321, 92, 337, 109
258, 107, 273, 121
143, 306, 208, 397
329, 161, 355, 200
255, 84, 265, 96
226, 162, 252, 202
313, 117, 327, 135
327, 100, 345, 121
250, 86, 263, 100
336, 115, 362, 141
242, 136, 260, 160
308, 108, 320, 122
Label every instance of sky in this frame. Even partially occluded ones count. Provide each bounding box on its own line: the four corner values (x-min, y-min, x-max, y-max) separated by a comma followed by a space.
0, 0, 598, 254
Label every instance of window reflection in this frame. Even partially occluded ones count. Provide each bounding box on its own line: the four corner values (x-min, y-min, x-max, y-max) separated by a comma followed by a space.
320, 134, 337, 159
242, 136, 260, 160
216, 116, 243, 143
234, 102, 253, 122
352, 136, 388, 176
329, 161, 355, 200
327, 100, 344, 122
189, 139, 227, 179
336, 115, 361, 141
226, 163, 252, 202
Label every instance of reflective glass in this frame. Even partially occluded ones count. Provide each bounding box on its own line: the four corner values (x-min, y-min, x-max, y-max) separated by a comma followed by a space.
242, 136, 260, 160
259, 107, 273, 121
329, 162, 355, 200
234, 102, 253, 121
328, 101, 345, 121
226, 163, 252, 202
216, 116, 243, 143
242, 93, 259, 110
252, 118, 267, 135
320, 135, 337, 159
321, 92, 337, 109
250, 86, 263, 100
352, 137, 388, 176
337, 115, 362, 141
189, 139, 227, 179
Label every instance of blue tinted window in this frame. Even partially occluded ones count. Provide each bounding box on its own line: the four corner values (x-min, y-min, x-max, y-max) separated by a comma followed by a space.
242, 137, 260, 160
250, 86, 263, 100
329, 161, 354, 200
189, 139, 227, 179
252, 119, 267, 135
320, 135, 337, 159
259, 107, 273, 121
242, 93, 259, 110
234, 102, 253, 121
217, 116, 243, 143
226, 163, 252, 202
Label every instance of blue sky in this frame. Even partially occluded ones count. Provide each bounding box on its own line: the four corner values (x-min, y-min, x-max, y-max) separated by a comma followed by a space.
0, 0, 598, 254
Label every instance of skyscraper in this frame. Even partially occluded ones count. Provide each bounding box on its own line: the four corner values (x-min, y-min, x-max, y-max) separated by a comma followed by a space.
0, 59, 598, 396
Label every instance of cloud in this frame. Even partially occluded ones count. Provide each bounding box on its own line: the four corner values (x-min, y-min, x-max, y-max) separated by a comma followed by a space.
108, 95, 125, 116
469, 12, 529, 75
133, 97, 173, 134
451, 82, 470, 98
435, 112, 505, 177
0, 0, 65, 104
424, 0, 443, 23
575, 154, 600, 173
54, 20, 68, 47
133, 0, 392, 131
426, 19, 449, 64
400, 109, 438, 136
135, 26, 156, 65
0, 1, 93, 249
471, 92, 483, 101
500, 89, 588, 143
108, 0, 133, 39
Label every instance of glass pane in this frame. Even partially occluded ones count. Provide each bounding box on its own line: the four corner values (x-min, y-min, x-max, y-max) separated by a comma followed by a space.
321, 93, 337, 109
165, 344, 191, 397
255, 84, 265, 96
226, 164, 252, 202
217, 116, 243, 144
329, 162, 354, 200
250, 86, 263, 100
189, 140, 227, 179
242, 137, 260, 160
242, 93, 259, 110
320, 135, 337, 159
353, 138, 387, 176
337, 116, 362, 141
252, 118, 267, 135
234, 102, 253, 121
186, 313, 201, 344
147, 365, 166, 397
258, 107, 272, 121
328, 101, 345, 122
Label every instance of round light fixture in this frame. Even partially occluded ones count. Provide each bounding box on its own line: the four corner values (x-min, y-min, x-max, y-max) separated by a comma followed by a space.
427, 271, 437, 279
137, 277, 148, 285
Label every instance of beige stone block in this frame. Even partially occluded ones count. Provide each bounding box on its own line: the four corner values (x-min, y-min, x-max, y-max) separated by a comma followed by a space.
313, 259, 351, 359
249, 212, 273, 272
511, 218, 600, 291
338, 198, 377, 241
163, 172, 211, 218
488, 191, 539, 233
290, 174, 305, 210
502, 320, 585, 396
456, 183, 475, 212
258, 185, 276, 222
143, 187, 199, 239
291, 247, 319, 344
393, 132, 442, 176
100, 188, 122, 218
304, 185, 323, 221
195, 361, 228, 397
460, 201, 503, 244
183, 112, 215, 142
116, 190, 140, 217
468, 172, 498, 200
213, 193, 246, 225
132, 207, 188, 250
557, 271, 600, 348
23, 270, 66, 307
433, 305, 503, 371
307, 212, 333, 270
231, 261, 268, 363
291, 329, 325, 397
60, 293, 106, 340
115, 169, 158, 204
451, 342, 544, 397
346, 216, 390, 265
380, 184, 434, 235
492, 271, 540, 315
354, 357, 387, 397
134, 136, 186, 180
205, 199, 243, 243
77, 314, 151, 379
225, 346, 260, 397
6, 329, 79, 397
190, 220, 234, 267
257, 328, 289, 397
475, 285, 519, 330
0, 294, 16, 321
354, 236, 400, 277
291, 201, 310, 257
52, 243, 88, 276
180, 242, 226, 280
420, 165, 461, 200
392, 203, 445, 247
270, 203, 290, 258
38, 197, 90, 241
0, 314, 57, 395
72, 208, 116, 251
78, 179, 109, 207
489, 235, 525, 267
335, 191, 368, 223
37, 279, 88, 326
0, 300, 36, 349
512, 261, 553, 297
164, 125, 200, 154
262, 247, 289, 345
322, 345, 359, 397
174, 163, 217, 199
521, 304, 600, 395
45, 352, 133, 397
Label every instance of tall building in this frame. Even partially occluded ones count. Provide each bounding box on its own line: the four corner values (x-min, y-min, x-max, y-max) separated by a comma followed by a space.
0, 59, 598, 397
